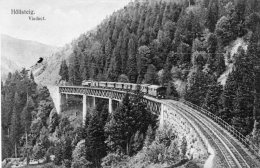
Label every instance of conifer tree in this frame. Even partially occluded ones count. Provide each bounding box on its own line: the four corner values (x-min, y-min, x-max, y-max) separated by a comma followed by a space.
121, 27, 130, 74
59, 60, 69, 82
144, 64, 158, 84
185, 68, 210, 106
232, 48, 254, 135
48, 109, 59, 133
162, 3, 171, 26
206, 0, 219, 32
68, 65, 75, 84
105, 39, 113, 73
73, 54, 82, 85
219, 71, 237, 123
85, 109, 107, 167
10, 105, 20, 157
107, 32, 123, 81
127, 37, 138, 83
247, 24, 260, 122
130, 4, 140, 33
62, 136, 73, 166
161, 56, 172, 86
137, 45, 151, 83
203, 78, 222, 114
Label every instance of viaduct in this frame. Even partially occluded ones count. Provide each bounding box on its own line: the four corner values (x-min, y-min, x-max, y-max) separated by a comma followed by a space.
57, 85, 260, 168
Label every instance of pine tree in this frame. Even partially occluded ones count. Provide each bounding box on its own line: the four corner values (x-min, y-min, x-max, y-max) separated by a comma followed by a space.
104, 39, 113, 73
161, 56, 172, 86
215, 52, 226, 77
230, 0, 247, 37
185, 68, 210, 106
127, 37, 138, 83
203, 78, 222, 114
137, 11, 145, 39
144, 64, 158, 84
137, 45, 151, 83
105, 94, 132, 154
105, 91, 157, 155
30, 71, 34, 81
68, 65, 75, 84
62, 136, 73, 166
232, 48, 254, 135
21, 96, 34, 134
10, 106, 20, 157
144, 125, 154, 147
206, 0, 219, 32
121, 27, 130, 74
162, 3, 171, 26
219, 71, 237, 123
85, 109, 107, 167
48, 109, 59, 133
73, 54, 82, 85
177, 42, 192, 66
107, 32, 123, 81
130, 3, 140, 33
59, 60, 69, 82
247, 24, 260, 122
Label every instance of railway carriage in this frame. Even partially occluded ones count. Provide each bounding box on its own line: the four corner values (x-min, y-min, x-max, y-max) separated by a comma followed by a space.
140, 84, 150, 94
115, 82, 124, 90
148, 85, 166, 98
130, 83, 138, 91
91, 81, 99, 87
107, 82, 116, 89
123, 83, 132, 90
82, 80, 92, 87
99, 81, 107, 88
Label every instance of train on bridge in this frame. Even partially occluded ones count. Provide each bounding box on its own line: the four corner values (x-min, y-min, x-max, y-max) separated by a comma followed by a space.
82, 80, 167, 98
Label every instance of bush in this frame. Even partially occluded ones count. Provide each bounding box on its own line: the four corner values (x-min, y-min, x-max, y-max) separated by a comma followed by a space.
62, 159, 71, 168
71, 157, 92, 168
185, 160, 200, 168
101, 152, 128, 167
72, 140, 85, 161
135, 128, 181, 165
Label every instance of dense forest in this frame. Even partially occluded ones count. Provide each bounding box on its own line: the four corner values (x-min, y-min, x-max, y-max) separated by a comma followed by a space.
60, 0, 260, 138
1, 69, 162, 167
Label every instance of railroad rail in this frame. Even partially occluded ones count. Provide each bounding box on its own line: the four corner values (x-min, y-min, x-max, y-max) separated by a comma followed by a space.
180, 99, 260, 159
165, 100, 260, 168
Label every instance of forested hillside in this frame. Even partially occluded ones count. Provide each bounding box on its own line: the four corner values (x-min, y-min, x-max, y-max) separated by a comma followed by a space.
60, 0, 260, 139
1, 70, 54, 160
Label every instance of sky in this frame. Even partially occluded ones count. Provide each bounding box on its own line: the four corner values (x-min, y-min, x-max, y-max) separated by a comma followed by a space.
0, 0, 132, 47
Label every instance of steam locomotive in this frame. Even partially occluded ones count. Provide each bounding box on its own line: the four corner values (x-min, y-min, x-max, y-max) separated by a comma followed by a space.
82, 80, 167, 99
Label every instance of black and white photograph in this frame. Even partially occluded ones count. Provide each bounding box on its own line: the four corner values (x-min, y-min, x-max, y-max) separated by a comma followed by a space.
1, 0, 260, 167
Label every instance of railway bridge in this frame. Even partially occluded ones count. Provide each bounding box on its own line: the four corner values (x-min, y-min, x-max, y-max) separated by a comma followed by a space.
57, 85, 260, 168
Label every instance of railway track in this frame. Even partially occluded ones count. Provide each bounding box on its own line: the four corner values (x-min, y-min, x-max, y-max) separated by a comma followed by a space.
165, 100, 260, 168
177, 101, 260, 168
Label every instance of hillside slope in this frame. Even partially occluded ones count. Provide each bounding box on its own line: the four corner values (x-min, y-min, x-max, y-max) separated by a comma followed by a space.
1, 34, 58, 78
31, 43, 73, 86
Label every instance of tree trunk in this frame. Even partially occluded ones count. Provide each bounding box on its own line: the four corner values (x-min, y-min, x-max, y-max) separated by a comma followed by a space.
15, 143, 17, 158
26, 132, 29, 165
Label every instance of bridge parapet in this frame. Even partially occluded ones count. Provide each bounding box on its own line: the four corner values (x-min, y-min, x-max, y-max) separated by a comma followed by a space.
180, 99, 260, 159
